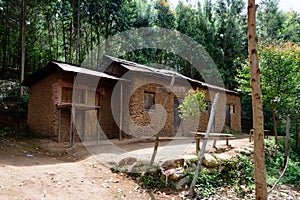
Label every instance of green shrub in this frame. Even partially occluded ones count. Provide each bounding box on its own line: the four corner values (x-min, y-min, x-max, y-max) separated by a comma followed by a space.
139, 171, 176, 190
265, 138, 300, 187
185, 155, 254, 198
186, 168, 221, 197
0, 127, 15, 136
220, 155, 254, 196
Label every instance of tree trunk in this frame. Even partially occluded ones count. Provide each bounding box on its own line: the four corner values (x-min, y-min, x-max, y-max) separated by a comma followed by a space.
76, 0, 80, 65
2, 26, 7, 78
272, 103, 278, 145
69, 20, 73, 63
62, 20, 67, 62
20, 0, 26, 97
283, 116, 290, 167
55, 21, 59, 60
247, 1, 268, 199
296, 115, 299, 149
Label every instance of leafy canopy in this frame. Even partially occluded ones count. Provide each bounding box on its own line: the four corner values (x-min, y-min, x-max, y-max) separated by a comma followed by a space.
178, 89, 207, 119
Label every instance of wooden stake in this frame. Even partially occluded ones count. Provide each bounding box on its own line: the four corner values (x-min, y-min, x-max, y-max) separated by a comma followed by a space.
149, 74, 176, 166
188, 93, 219, 197
119, 81, 123, 141
57, 109, 62, 142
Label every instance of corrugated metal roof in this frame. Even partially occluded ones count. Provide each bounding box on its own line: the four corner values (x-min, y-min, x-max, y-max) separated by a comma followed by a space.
105, 55, 239, 95
52, 61, 122, 80
22, 61, 125, 86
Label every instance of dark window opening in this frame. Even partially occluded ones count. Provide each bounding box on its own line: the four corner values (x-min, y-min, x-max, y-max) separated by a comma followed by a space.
230, 105, 235, 114
143, 92, 155, 111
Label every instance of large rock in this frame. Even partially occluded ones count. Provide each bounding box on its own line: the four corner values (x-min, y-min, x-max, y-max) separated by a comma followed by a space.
234, 148, 251, 156
202, 154, 220, 168
214, 153, 232, 163
175, 176, 189, 189
182, 155, 198, 162
162, 167, 185, 181
118, 157, 137, 167
160, 158, 184, 170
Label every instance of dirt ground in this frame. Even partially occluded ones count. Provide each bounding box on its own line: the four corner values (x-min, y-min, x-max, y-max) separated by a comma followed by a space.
0, 135, 181, 200
0, 134, 299, 200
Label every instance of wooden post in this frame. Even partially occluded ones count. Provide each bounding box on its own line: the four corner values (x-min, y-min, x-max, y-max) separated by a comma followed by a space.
82, 110, 86, 141
248, 0, 268, 199
119, 81, 123, 141
20, 0, 26, 97
69, 108, 75, 147
188, 93, 220, 197
272, 102, 278, 145
196, 137, 200, 155
57, 109, 62, 142
97, 107, 101, 143
284, 116, 290, 166
213, 139, 217, 148
149, 74, 176, 166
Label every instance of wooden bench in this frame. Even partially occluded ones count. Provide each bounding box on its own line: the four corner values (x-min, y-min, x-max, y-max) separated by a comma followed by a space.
191, 132, 235, 154
249, 129, 270, 142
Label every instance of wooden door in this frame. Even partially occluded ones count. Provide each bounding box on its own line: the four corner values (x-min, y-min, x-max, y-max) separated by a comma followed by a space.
225, 105, 231, 131
174, 97, 182, 134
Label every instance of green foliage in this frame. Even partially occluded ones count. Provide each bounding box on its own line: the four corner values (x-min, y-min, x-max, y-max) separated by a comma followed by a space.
265, 138, 300, 187
260, 43, 300, 132
110, 164, 120, 173
257, 0, 285, 42
185, 155, 254, 198
214, 0, 248, 90
178, 89, 206, 119
0, 127, 14, 136
281, 11, 300, 42
154, 0, 175, 29
0, 0, 299, 97
220, 155, 254, 195
236, 42, 300, 133
139, 171, 176, 190
187, 168, 221, 197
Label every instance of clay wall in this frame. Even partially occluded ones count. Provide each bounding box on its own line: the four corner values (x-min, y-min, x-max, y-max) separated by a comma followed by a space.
122, 74, 241, 137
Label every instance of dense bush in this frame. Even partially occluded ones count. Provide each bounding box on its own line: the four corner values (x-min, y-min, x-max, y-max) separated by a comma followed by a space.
139, 171, 176, 190
185, 155, 254, 198
265, 138, 300, 187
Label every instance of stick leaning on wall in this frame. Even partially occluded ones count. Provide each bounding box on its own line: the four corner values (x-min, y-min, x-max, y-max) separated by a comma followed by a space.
149, 74, 176, 167
188, 92, 220, 198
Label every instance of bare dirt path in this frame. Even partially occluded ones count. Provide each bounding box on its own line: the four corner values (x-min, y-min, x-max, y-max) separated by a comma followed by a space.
1, 135, 298, 200
0, 136, 180, 200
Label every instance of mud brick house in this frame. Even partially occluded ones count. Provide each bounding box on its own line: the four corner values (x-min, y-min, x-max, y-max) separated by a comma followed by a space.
22, 55, 241, 145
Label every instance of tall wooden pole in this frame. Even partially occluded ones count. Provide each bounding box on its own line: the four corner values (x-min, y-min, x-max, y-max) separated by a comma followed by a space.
247, 1, 268, 199
149, 74, 175, 166
20, 0, 26, 97
188, 93, 220, 197
119, 81, 123, 141
76, 0, 80, 65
